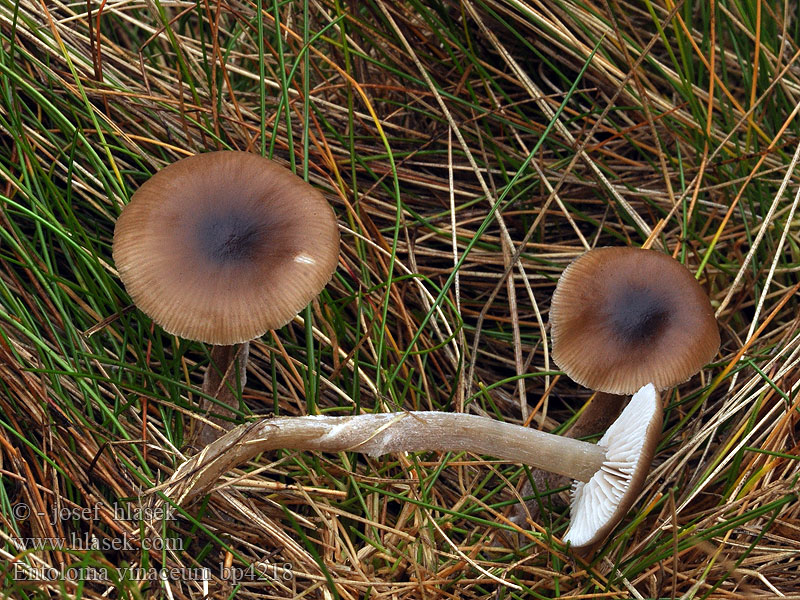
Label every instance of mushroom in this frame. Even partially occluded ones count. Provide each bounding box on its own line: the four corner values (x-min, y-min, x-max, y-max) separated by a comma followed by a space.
155, 383, 661, 548
113, 151, 340, 442
512, 247, 718, 533
550, 246, 720, 395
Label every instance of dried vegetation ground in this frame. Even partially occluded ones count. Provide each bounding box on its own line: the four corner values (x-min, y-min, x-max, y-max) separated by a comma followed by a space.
1, 0, 799, 598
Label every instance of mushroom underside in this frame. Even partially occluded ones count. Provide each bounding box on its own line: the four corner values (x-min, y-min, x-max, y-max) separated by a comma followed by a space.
564, 383, 662, 546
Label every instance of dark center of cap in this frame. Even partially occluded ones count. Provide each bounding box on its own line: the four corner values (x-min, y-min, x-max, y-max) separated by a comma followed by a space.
197, 211, 263, 263
607, 286, 671, 346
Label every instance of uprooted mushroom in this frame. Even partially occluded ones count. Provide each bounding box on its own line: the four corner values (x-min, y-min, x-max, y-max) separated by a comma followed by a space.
149, 383, 662, 548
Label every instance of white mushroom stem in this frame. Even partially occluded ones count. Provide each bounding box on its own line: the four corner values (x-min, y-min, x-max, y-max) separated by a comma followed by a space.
161, 411, 607, 507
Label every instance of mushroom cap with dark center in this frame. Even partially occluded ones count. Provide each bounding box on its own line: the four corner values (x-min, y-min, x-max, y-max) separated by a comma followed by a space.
550, 247, 719, 394
113, 151, 340, 345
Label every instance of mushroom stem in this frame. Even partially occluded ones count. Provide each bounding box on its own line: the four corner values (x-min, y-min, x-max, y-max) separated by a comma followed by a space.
566, 392, 629, 438
163, 411, 607, 507
194, 343, 249, 445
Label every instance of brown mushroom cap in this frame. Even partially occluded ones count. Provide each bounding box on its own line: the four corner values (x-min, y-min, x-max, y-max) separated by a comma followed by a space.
550, 247, 719, 394
113, 151, 340, 345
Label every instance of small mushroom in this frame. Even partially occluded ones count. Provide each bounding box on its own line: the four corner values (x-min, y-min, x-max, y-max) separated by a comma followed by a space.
156, 383, 661, 548
113, 151, 340, 441
513, 247, 717, 533
550, 246, 720, 395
